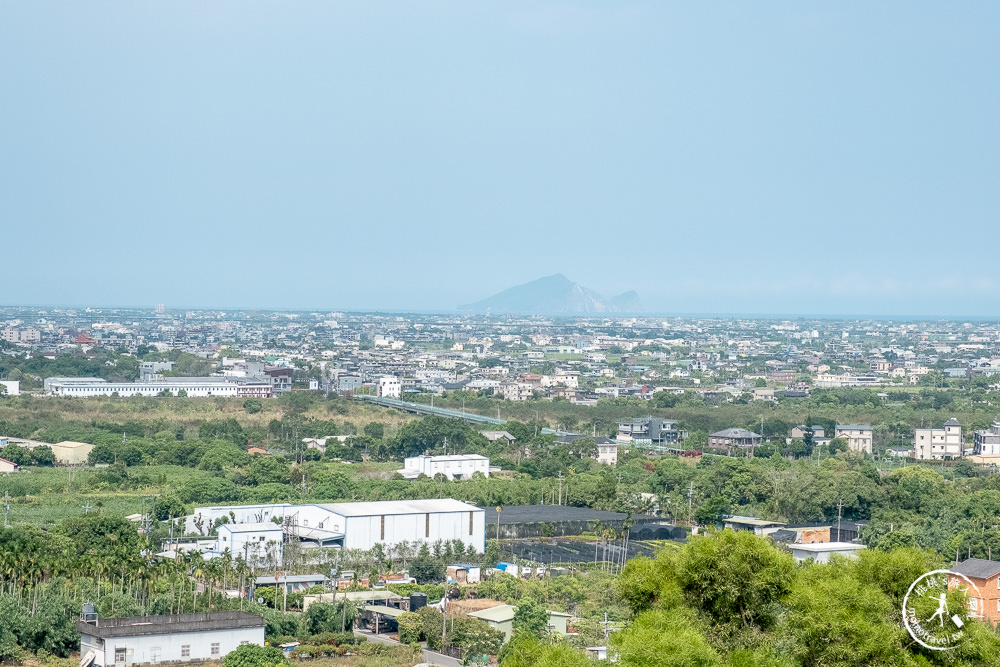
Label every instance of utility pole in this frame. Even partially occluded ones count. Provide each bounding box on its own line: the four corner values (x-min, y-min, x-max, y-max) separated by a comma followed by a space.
442, 598, 447, 651
557, 471, 564, 506
836, 499, 844, 542
496, 506, 502, 541
687, 481, 694, 524
82, 502, 93, 514
601, 612, 611, 643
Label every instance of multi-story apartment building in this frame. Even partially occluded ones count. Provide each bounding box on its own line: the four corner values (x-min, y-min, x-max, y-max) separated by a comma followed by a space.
377, 376, 401, 399
617, 417, 687, 445
913, 418, 963, 460
835, 424, 873, 455
500, 383, 534, 402
974, 421, 1000, 456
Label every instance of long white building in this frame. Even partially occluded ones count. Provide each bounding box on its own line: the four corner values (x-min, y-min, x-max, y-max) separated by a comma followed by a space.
188, 498, 485, 553
79, 609, 264, 667
44, 376, 272, 398
398, 454, 490, 480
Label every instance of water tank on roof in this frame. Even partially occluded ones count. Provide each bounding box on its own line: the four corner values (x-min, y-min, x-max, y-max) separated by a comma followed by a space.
81, 603, 98, 624
410, 592, 427, 612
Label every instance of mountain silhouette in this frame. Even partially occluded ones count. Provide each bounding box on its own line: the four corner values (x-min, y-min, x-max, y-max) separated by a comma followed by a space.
459, 274, 642, 315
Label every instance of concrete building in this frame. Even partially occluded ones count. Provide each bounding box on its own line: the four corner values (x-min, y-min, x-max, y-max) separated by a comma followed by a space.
0, 380, 20, 396
49, 440, 94, 465
914, 418, 963, 460
789, 542, 867, 564
337, 375, 363, 393
596, 440, 619, 466
78, 609, 265, 666
377, 376, 401, 399
397, 454, 490, 480
216, 523, 284, 567
43, 376, 272, 398
709, 428, 762, 452
263, 367, 293, 395
835, 424, 873, 455
500, 383, 534, 402
790, 425, 825, 440
974, 421, 1000, 456
0, 457, 19, 473
616, 417, 687, 445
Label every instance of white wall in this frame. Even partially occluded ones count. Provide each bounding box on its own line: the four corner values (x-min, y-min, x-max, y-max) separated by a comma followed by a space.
186, 505, 290, 535
343, 509, 485, 552
83, 626, 264, 666
216, 526, 284, 567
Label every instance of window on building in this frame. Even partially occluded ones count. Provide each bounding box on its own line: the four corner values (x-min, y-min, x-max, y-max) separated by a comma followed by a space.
380, 515, 385, 540
469, 511, 474, 536
426, 513, 431, 538
240, 641, 249, 646
181, 646, 190, 658
115, 648, 127, 664
211, 643, 220, 656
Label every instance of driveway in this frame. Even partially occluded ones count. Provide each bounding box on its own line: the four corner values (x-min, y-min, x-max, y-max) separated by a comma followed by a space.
354, 628, 463, 667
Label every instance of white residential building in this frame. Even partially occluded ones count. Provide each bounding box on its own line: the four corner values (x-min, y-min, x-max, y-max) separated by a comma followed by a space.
914, 418, 963, 460
500, 383, 534, 402
398, 454, 490, 480
597, 441, 619, 467
835, 425, 873, 455
79, 609, 265, 667
377, 376, 401, 399
216, 523, 285, 567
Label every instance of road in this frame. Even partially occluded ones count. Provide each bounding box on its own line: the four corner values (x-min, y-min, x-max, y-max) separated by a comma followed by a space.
354, 628, 462, 667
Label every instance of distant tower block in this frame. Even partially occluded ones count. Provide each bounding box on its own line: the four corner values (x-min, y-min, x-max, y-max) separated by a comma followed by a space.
155, 303, 165, 314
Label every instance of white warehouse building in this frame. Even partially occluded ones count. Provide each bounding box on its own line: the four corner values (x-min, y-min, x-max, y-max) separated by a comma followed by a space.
189, 499, 485, 554
398, 454, 490, 480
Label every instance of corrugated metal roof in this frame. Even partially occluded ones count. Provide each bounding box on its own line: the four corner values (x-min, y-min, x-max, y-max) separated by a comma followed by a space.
317, 498, 482, 517
217, 522, 283, 533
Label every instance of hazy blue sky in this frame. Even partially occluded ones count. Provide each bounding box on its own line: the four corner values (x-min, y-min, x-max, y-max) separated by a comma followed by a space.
2, 2, 998, 316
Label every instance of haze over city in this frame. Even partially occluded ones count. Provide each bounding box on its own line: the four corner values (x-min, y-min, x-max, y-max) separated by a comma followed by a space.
2, 2, 998, 314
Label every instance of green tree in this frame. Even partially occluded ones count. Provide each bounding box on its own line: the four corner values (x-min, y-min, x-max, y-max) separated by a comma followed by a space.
511, 599, 548, 639
244, 398, 264, 414
409, 544, 445, 584
363, 422, 385, 439
499, 634, 590, 667
246, 456, 291, 486
694, 495, 730, 526
222, 644, 291, 667
302, 601, 356, 634
674, 531, 794, 629
397, 611, 422, 644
